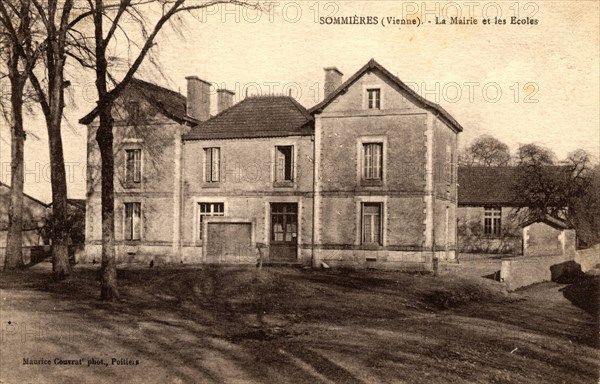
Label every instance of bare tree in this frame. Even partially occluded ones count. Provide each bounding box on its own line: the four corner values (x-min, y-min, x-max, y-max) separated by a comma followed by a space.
0, 0, 34, 270
459, 135, 511, 167
513, 144, 594, 226
84, 0, 262, 300
515, 143, 556, 167
0, 0, 99, 278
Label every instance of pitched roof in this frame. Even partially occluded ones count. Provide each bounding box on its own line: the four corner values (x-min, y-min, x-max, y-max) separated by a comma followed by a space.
79, 78, 197, 125
521, 214, 572, 230
309, 59, 463, 133
458, 167, 521, 206
182, 96, 314, 141
458, 166, 572, 206
47, 199, 86, 210
0, 181, 49, 207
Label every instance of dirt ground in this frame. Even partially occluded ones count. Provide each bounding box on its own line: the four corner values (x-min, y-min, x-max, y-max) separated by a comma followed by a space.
0, 258, 598, 384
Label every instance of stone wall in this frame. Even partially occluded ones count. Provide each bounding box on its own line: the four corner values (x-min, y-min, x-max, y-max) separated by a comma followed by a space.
500, 254, 569, 291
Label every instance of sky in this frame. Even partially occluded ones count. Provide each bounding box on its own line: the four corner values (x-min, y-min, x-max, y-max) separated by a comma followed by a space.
0, 0, 598, 202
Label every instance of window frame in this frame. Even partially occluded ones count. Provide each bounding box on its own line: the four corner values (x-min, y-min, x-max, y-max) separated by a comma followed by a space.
124, 148, 142, 188
367, 88, 381, 109
361, 202, 383, 245
356, 136, 387, 187
483, 207, 502, 237
123, 202, 142, 241
363, 84, 384, 110
362, 142, 383, 181
274, 145, 294, 182
204, 147, 221, 183
198, 202, 225, 241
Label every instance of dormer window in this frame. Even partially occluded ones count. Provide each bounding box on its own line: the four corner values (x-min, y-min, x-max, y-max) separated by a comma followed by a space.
367, 88, 381, 109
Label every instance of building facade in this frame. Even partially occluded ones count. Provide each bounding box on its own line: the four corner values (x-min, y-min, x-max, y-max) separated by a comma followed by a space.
82, 59, 462, 270
0, 181, 48, 248
456, 167, 524, 254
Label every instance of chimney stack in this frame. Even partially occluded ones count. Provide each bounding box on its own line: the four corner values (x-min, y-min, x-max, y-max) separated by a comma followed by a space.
185, 76, 211, 121
324, 67, 343, 98
217, 89, 235, 114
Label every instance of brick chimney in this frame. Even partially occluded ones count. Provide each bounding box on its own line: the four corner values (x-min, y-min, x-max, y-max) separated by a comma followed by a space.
324, 67, 343, 98
185, 76, 211, 121
217, 89, 235, 114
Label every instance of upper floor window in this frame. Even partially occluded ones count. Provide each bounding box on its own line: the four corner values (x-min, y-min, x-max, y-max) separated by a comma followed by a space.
362, 203, 383, 245
204, 147, 221, 183
125, 149, 142, 186
198, 202, 224, 239
367, 88, 381, 109
124, 202, 141, 241
126, 101, 141, 121
484, 207, 501, 236
363, 143, 383, 180
445, 144, 454, 185
275, 145, 294, 182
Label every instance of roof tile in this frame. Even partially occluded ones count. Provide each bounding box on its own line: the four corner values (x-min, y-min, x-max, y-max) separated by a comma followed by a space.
182, 96, 314, 140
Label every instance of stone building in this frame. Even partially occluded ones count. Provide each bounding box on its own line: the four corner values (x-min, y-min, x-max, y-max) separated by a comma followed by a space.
0, 181, 48, 248
456, 167, 524, 254
456, 166, 573, 255
81, 59, 463, 270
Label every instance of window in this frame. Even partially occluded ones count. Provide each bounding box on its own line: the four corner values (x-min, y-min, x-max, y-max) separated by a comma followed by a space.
363, 143, 383, 180
275, 145, 294, 182
126, 101, 141, 120
271, 203, 298, 243
445, 145, 454, 186
484, 208, 502, 236
199, 203, 224, 239
124, 202, 141, 241
125, 149, 142, 185
204, 148, 220, 183
362, 203, 382, 245
367, 88, 381, 109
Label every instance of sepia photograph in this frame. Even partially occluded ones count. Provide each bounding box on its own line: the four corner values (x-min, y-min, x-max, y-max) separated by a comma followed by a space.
0, 1, 598, 383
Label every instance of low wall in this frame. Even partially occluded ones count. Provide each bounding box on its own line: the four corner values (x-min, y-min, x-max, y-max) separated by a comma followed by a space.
575, 244, 600, 272
500, 254, 571, 291
319, 249, 435, 271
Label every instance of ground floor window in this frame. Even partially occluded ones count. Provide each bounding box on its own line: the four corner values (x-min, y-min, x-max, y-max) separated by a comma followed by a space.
199, 202, 224, 239
362, 203, 383, 245
271, 203, 298, 243
124, 202, 141, 241
484, 207, 502, 236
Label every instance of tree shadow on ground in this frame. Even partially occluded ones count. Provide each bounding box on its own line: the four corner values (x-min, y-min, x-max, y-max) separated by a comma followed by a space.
2, 265, 599, 383
560, 275, 599, 318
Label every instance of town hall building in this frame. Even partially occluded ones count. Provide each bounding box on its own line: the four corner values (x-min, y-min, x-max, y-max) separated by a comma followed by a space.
81, 59, 463, 270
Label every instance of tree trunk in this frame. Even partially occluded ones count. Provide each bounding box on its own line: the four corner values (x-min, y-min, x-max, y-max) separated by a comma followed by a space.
94, 0, 118, 300
97, 108, 118, 300
48, 121, 71, 279
4, 55, 26, 271
47, 55, 71, 280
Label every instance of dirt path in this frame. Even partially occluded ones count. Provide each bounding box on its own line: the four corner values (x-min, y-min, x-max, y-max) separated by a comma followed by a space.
1, 264, 598, 383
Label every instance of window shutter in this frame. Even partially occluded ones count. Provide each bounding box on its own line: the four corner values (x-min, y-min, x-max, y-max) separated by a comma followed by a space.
364, 144, 372, 179
124, 204, 132, 240
287, 146, 294, 181
132, 203, 141, 240
126, 151, 133, 184
213, 148, 220, 182
204, 149, 211, 182
374, 144, 381, 179
133, 150, 141, 183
